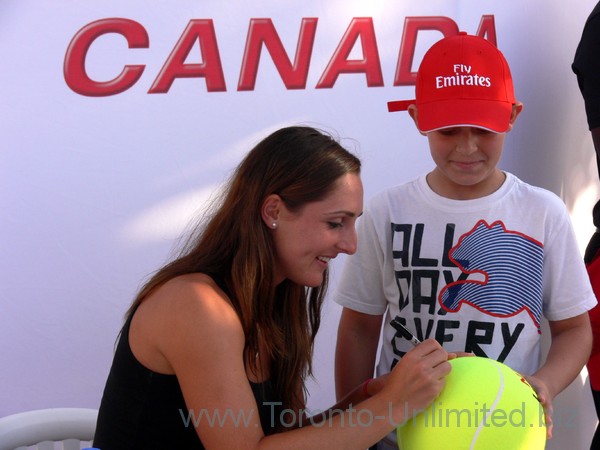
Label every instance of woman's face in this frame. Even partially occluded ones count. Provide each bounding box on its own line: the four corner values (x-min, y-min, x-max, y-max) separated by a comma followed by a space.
271, 173, 363, 287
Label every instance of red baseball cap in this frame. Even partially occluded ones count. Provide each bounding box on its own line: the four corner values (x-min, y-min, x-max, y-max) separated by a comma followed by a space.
387, 32, 516, 133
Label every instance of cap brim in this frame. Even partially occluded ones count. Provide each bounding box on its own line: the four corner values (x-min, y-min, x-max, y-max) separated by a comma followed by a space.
387, 100, 415, 112
416, 99, 513, 133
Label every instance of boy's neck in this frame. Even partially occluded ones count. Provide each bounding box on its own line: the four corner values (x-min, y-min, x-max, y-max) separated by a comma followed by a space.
426, 169, 506, 200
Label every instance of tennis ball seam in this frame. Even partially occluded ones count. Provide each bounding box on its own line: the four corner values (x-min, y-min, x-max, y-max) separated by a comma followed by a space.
469, 361, 504, 449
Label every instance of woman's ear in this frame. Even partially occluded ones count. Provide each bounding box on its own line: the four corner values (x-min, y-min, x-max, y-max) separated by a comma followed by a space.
261, 194, 283, 229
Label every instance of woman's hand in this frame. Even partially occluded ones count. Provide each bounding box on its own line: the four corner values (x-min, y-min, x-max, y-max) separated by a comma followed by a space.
379, 339, 453, 423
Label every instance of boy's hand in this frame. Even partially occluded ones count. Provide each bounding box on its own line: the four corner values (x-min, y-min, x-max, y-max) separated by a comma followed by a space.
523, 374, 553, 440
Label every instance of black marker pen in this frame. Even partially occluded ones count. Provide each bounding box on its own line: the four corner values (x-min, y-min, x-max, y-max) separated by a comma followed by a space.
390, 316, 421, 347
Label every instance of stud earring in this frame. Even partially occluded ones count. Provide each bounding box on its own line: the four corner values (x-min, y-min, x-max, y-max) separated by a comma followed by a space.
272, 223, 277, 229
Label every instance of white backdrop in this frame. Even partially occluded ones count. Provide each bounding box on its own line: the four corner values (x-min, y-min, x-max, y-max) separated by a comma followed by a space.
2, 1, 600, 448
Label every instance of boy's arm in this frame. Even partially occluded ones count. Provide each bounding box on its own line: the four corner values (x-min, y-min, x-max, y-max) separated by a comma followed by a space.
334, 307, 384, 401
533, 313, 592, 398
527, 312, 592, 438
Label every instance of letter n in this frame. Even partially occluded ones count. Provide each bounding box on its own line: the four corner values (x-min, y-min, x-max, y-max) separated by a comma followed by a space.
238, 18, 318, 90
394, 16, 459, 86
149, 19, 226, 93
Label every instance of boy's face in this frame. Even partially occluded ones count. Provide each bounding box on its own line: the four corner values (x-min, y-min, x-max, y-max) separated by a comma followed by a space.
406, 103, 522, 200
424, 126, 507, 200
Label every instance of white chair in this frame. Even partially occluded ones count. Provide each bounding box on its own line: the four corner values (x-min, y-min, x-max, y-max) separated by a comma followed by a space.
0, 408, 98, 450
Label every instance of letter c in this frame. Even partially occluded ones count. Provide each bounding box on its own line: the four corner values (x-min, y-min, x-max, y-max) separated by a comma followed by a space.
64, 18, 148, 96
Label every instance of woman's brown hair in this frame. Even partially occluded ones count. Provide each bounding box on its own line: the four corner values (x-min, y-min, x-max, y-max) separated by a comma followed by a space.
126, 126, 361, 415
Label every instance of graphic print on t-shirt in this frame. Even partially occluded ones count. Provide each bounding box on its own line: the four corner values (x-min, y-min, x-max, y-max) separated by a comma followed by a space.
390, 218, 544, 363
440, 220, 544, 327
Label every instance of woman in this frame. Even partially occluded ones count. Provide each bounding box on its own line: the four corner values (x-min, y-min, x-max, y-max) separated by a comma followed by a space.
93, 126, 452, 449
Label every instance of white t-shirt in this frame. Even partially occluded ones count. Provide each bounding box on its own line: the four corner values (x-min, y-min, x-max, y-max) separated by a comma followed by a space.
335, 172, 596, 377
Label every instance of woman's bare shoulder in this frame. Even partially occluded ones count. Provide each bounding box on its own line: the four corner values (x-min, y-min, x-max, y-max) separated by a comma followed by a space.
149, 273, 234, 317
130, 273, 244, 374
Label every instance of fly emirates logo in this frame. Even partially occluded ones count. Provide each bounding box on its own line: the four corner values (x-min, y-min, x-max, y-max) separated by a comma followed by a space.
436, 64, 492, 89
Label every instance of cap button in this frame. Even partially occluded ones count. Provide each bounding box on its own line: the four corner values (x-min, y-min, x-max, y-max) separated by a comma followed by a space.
458, 31, 467, 35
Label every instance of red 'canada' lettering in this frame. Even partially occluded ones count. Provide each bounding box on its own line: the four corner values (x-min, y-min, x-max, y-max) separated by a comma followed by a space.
63, 18, 148, 96
394, 15, 496, 85
63, 15, 496, 97
149, 20, 225, 93
238, 18, 317, 90
316, 17, 383, 88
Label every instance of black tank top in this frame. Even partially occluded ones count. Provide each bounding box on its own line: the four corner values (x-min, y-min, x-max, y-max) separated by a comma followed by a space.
93, 279, 282, 449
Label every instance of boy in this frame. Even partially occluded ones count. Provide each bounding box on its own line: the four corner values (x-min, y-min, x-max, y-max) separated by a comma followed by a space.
334, 32, 596, 449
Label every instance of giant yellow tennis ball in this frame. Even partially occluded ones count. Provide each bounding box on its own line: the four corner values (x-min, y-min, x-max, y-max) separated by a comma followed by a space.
397, 356, 546, 450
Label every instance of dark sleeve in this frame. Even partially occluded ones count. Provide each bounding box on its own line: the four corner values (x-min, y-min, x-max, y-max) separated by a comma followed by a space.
573, 4, 600, 130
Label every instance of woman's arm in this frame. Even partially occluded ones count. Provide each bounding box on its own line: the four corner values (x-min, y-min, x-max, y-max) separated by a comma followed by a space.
261, 339, 452, 450
143, 275, 452, 450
